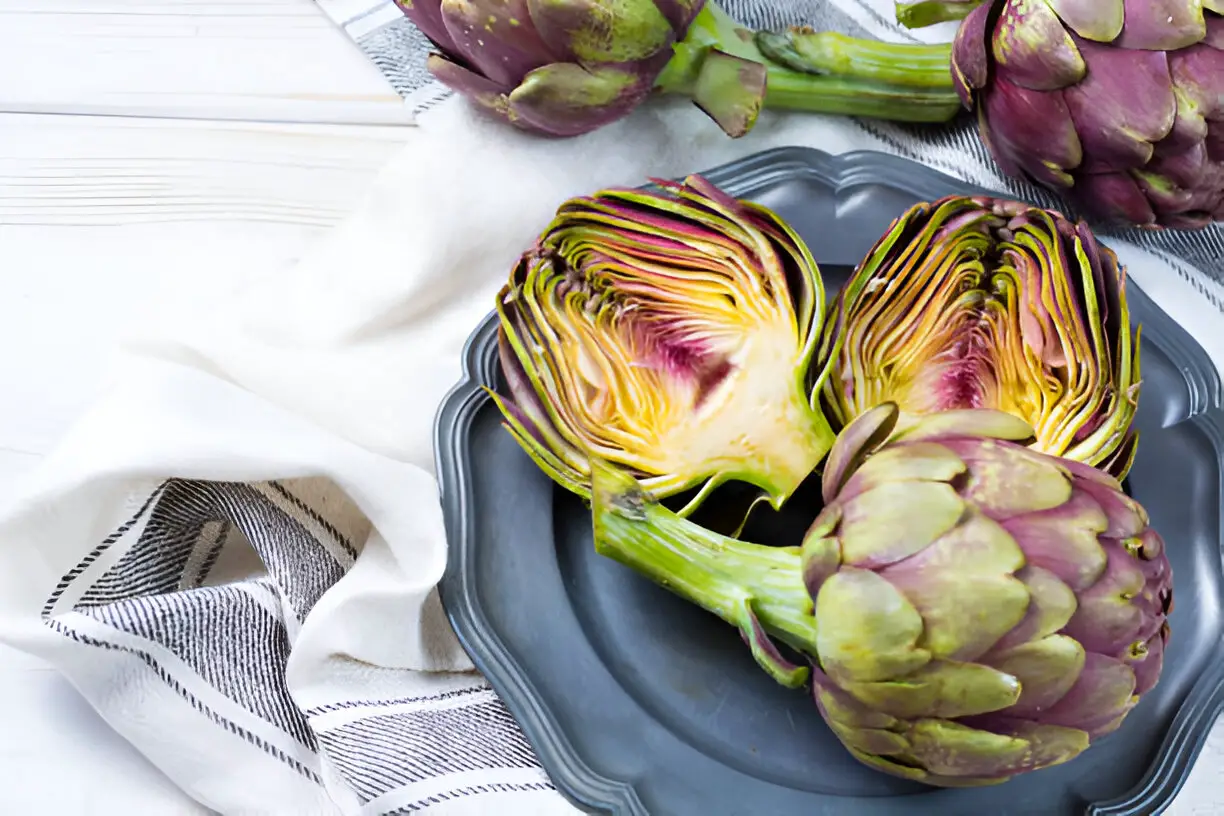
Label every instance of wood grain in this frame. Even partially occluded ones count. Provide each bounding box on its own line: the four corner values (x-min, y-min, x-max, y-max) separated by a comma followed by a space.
0, 112, 412, 456
0, 113, 411, 226
0, 0, 413, 123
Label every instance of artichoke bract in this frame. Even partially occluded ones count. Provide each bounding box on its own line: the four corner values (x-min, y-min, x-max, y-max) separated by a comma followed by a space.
818, 196, 1141, 480
923, 0, 1224, 229
492, 175, 838, 517
895, 0, 982, 28
394, 0, 964, 138
592, 403, 1173, 787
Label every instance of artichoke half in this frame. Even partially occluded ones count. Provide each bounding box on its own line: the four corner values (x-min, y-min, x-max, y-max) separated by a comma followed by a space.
492, 175, 838, 517
592, 402, 1173, 787
818, 196, 1141, 480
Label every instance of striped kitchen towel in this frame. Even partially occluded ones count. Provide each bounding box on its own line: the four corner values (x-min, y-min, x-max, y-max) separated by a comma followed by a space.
0, 2, 1219, 816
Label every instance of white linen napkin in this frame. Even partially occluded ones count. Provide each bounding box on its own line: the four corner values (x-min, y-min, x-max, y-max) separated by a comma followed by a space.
1, 1, 1222, 814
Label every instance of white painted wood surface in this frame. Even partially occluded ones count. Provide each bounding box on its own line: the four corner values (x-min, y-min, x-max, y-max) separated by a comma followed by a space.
0, 0, 411, 124
0, 113, 411, 460
0, 1, 412, 810
0, 1, 1219, 813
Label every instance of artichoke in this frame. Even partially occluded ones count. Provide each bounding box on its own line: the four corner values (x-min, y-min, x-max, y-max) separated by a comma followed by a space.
818, 196, 1141, 480
591, 402, 1173, 787
908, 0, 1224, 229
491, 175, 838, 517
394, 0, 963, 137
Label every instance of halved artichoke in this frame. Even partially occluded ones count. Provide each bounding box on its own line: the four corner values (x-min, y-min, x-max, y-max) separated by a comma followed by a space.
817, 196, 1141, 479
492, 175, 838, 517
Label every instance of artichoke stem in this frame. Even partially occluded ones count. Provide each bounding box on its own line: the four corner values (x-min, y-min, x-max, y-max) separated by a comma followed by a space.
895, 0, 985, 29
590, 460, 820, 687
761, 71, 962, 123
756, 31, 955, 90
656, 3, 962, 131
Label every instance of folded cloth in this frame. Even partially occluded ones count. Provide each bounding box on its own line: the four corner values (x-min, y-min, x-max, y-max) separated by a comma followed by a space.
0, 1, 1221, 815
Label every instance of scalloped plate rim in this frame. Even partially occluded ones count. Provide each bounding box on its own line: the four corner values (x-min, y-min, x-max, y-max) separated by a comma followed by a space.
433, 147, 1224, 816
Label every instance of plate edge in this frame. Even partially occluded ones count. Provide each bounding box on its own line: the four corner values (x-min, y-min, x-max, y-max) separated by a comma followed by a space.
433, 314, 646, 816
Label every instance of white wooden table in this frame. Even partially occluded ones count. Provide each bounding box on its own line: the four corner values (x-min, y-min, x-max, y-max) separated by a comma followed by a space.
0, 2, 1219, 813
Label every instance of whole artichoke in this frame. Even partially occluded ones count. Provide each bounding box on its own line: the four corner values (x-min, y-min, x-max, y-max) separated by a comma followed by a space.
591, 402, 1172, 787
928, 0, 1224, 229
394, 0, 963, 137
818, 195, 1141, 480
492, 175, 838, 519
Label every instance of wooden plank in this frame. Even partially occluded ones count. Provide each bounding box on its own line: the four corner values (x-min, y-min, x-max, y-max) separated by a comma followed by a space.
0, 0, 412, 124
0, 113, 413, 456
0, 113, 411, 226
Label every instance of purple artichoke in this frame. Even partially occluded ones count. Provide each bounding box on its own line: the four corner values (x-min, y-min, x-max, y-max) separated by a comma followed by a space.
910, 0, 1224, 229
394, 0, 963, 137
591, 402, 1173, 787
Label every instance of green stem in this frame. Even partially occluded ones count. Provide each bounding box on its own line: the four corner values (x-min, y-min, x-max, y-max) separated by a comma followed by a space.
757, 31, 954, 89
654, 3, 961, 135
895, 0, 985, 29
590, 460, 819, 688
761, 71, 960, 121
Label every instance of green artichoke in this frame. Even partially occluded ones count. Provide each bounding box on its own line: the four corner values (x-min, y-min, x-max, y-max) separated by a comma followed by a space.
818, 195, 1141, 480
906, 0, 1224, 229
592, 402, 1173, 787
394, 0, 962, 137
491, 175, 838, 518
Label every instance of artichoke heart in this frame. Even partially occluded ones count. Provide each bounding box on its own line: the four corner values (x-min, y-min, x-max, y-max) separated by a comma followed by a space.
492, 175, 837, 516
819, 196, 1141, 479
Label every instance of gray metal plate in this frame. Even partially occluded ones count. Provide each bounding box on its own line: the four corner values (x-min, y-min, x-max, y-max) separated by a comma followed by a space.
434, 148, 1224, 816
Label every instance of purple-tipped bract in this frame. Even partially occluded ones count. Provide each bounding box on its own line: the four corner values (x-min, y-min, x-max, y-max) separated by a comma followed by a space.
949, 0, 1224, 229
394, 0, 712, 137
